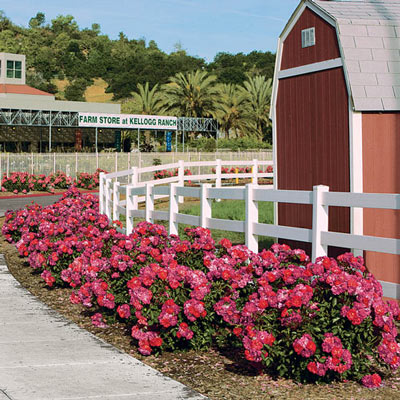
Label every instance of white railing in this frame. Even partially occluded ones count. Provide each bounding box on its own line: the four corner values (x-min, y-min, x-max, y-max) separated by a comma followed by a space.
99, 158, 274, 217
100, 161, 399, 259
0, 150, 272, 181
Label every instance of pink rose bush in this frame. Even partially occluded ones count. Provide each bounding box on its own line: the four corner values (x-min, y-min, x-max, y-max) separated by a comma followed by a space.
75, 168, 106, 189
211, 166, 273, 174
153, 168, 192, 180
2, 172, 55, 193
2, 189, 399, 388
1, 169, 106, 194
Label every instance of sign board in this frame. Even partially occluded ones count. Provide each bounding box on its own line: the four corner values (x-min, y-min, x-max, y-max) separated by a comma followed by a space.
78, 112, 177, 131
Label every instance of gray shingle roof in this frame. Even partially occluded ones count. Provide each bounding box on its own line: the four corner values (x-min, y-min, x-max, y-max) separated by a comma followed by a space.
313, 0, 400, 111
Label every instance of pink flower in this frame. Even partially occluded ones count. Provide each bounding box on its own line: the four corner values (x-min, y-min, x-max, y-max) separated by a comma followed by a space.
362, 374, 381, 388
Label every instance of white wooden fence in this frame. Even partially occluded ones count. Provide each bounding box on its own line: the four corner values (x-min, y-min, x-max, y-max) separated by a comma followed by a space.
0, 150, 272, 181
100, 160, 400, 298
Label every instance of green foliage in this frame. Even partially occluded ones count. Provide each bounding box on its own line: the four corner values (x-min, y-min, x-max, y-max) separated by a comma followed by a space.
0, 9, 276, 144
131, 82, 164, 115
161, 70, 221, 118
208, 51, 275, 85
64, 78, 91, 101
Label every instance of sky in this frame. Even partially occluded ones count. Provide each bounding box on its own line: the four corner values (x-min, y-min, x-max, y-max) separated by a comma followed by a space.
1, 0, 301, 61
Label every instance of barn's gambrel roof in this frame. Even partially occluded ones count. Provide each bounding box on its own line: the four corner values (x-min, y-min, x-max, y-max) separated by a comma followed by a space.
277, 0, 400, 111
314, 0, 400, 111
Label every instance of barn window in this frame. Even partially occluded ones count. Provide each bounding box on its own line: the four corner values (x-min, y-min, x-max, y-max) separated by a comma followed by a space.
301, 27, 315, 48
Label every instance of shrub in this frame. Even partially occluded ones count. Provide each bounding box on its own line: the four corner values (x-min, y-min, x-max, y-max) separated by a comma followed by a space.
75, 168, 107, 190
2, 191, 399, 388
1, 172, 53, 194
1, 169, 106, 194
48, 171, 74, 189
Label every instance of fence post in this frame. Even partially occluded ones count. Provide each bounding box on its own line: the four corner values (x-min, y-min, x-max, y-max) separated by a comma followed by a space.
53, 153, 56, 173
31, 153, 34, 175
99, 172, 105, 214
126, 185, 134, 235
178, 159, 184, 203
245, 184, 258, 253
198, 151, 201, 175
96, 152, 99, 170
169, 183, 179, 235
252, 159, 258, 184
115, 152, 118, 172
215, 159, 222, 188
215, 159, 222, 202
312, 185, 329, 261
75, 153, 78, 177
131, 167, 139, 209
200, 183, 212, 228
6, 153, 9, 176
105, 178, 112, 220
113, 181, 120, 221
145, 183, 154, 223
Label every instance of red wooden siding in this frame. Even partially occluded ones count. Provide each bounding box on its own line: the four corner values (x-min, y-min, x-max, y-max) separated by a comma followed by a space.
281, 7, 340, 70
276, 67, 350, 256
362, 113, 400, 284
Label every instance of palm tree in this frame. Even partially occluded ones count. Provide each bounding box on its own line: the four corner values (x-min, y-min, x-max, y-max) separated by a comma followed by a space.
239, 75, 272, 140
215, 83, 252, 139
131, 82, 164, 115
122, 82, 165, 149
161, 70, 220, 118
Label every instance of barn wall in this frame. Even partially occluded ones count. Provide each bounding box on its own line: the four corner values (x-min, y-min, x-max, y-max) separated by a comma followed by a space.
362, 113, 400, 285
276, 67, 350, 256
281, 7, 340, 70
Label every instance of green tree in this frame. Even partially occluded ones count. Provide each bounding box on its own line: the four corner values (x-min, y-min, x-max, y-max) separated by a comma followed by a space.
161, 70, 220, 117
239, 75, 272, 142
131, 82, 164, 115
64, 78, 90, 101
215, 83, 251, 139
29, 12, 45, 29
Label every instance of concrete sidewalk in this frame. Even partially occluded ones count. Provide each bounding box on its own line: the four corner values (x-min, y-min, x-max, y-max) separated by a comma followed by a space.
0, 255, 206, 400
0, 194, 64, 216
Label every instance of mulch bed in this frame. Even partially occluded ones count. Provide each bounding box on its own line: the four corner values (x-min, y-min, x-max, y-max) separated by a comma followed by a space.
1, 217, 399, 400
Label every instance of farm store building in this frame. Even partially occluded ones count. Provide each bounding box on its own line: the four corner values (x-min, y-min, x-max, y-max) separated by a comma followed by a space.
271, 0, 400, 297
0, 52, 120, 152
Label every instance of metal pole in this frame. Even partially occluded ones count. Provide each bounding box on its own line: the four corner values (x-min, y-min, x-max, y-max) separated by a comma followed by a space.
183, 125, 185, 153
95, 127, 98, 153
175, 129, 178, 151
49, 111, 52, 152
137, 128, 140, 150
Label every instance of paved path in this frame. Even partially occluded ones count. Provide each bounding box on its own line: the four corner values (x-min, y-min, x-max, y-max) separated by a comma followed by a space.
0, 255, 206, 400
0, 194, 64, 216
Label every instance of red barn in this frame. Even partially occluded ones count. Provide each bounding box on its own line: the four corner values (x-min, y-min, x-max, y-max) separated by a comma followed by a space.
271, 0, 400, 299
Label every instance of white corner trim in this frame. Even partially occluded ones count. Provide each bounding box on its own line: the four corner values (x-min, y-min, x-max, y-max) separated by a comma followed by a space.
306, 1, 336, 27
379, 280, 400, 300
278, 58, 343, 80
349, 105, 363, 256
280, 1, 335, 43
281, 3, 307, 42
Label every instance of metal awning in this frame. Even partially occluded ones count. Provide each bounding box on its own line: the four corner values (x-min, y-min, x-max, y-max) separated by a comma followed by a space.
0, 108, 218, 132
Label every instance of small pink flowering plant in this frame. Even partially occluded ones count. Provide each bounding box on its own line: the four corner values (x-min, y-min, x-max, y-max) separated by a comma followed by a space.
2, 190, 399, 388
